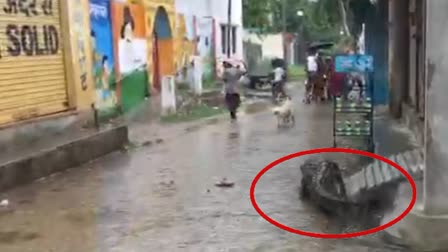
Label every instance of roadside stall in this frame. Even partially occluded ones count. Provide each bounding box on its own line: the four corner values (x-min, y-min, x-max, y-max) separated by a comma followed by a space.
333, 54, 375, 152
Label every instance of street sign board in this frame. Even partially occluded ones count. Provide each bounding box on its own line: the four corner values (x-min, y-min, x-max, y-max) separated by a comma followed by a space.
335, 55, 374, 73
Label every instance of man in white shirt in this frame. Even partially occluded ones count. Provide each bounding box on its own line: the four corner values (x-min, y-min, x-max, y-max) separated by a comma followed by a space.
272, 66, 286, 100
273, 66, 285, 83
305, 50, 318, 103
306, 53, 318, 73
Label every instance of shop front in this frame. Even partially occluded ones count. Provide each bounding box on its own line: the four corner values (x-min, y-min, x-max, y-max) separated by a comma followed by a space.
0, 0, 70, 125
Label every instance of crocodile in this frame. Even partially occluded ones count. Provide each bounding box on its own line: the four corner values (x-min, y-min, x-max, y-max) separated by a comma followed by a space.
300, 148, 424, 220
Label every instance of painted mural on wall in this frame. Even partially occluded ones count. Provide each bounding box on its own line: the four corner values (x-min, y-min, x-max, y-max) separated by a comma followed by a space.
196, 17, 214, 83
144, 0, 176, 93
174, 14, 195, 84
72, 0, 90, 90
111, 1, 149, 112
184, 15, 195, 41
152, 6, 175, 93
90, 0, 117, 111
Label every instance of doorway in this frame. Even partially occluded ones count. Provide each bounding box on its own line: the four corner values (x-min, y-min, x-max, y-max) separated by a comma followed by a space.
152, 7, 174, 93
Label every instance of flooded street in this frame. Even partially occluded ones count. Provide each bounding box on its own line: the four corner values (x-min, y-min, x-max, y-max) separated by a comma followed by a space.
0, 93, 405, 251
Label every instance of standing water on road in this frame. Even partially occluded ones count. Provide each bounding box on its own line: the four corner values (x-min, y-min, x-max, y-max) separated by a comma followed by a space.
0, 84, 407, 251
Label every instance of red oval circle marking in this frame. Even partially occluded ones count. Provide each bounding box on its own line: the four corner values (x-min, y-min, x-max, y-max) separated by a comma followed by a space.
249, 147, 417, 239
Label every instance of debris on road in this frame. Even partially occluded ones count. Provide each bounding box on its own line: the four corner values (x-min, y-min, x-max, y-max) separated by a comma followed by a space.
141, 141, 153, 147
122, 142, 139, 152
160, 180, 175, 186
215, 178, 235, 188
0, 199, 9, 207
0, 199, 13, 215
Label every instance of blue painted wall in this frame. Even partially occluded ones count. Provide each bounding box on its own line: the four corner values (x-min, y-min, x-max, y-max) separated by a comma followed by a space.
90, 0, 114, 71
90, 0, 118, 112
155, 8, 172, 39
364, 0, 389, 105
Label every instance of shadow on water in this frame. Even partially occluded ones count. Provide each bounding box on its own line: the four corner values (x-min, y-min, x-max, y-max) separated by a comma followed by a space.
296, 191, 408, 251
374, 114, 418, 156
0, 231, 40, 244
299, 158, 409, 251
228, 132, 240, 139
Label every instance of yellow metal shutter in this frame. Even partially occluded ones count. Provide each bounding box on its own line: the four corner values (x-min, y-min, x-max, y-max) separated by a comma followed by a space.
0, 0, 69, 125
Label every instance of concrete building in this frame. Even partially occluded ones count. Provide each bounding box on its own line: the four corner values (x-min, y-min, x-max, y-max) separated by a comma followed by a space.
243, 32, 283, 59
349, 0, 389, 106
89, 0, 181, 113
0, 0, 94, 127
0, 0, 246, 190
0, 0, 132, 191
175, 0, 244, 77
242, 31, 297, 70
0, 0, 185, 189
209, 0, 243, 61
358, 0, 448, 250
0, 0, 94, 130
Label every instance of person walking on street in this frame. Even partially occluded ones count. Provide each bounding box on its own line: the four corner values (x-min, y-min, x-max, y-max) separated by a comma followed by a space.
272, 65, 286, 102
222, 61, 245, 121
305, 50, 318, 103
313, 52, 327, 102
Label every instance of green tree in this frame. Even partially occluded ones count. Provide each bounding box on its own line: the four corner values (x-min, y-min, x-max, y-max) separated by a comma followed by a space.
243, 0, 357, 42
242, 0, 274, 33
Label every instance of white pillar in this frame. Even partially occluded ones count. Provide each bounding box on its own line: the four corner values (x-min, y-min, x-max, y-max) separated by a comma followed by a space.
389, 1, 448, 250
422, 0, 448, 216
192, 56, 203, 95
161, 76, 176, 115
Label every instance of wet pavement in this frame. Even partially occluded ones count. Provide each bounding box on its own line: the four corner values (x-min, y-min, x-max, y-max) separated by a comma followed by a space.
0, 88, 408, 252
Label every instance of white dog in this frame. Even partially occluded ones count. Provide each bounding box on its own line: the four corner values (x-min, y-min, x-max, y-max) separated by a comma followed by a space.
272, 96, 295, 128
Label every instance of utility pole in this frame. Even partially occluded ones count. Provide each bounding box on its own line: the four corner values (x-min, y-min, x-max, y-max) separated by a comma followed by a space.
282, 0, 287, 61
227, 0, 232, 58
296, 10, 304, 64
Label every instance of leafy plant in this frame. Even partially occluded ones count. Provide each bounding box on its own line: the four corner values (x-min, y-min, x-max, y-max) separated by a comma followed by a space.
243, 0, 357, 42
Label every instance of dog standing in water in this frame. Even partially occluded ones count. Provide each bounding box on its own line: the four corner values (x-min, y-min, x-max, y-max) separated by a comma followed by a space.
272, 96, 295, 128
